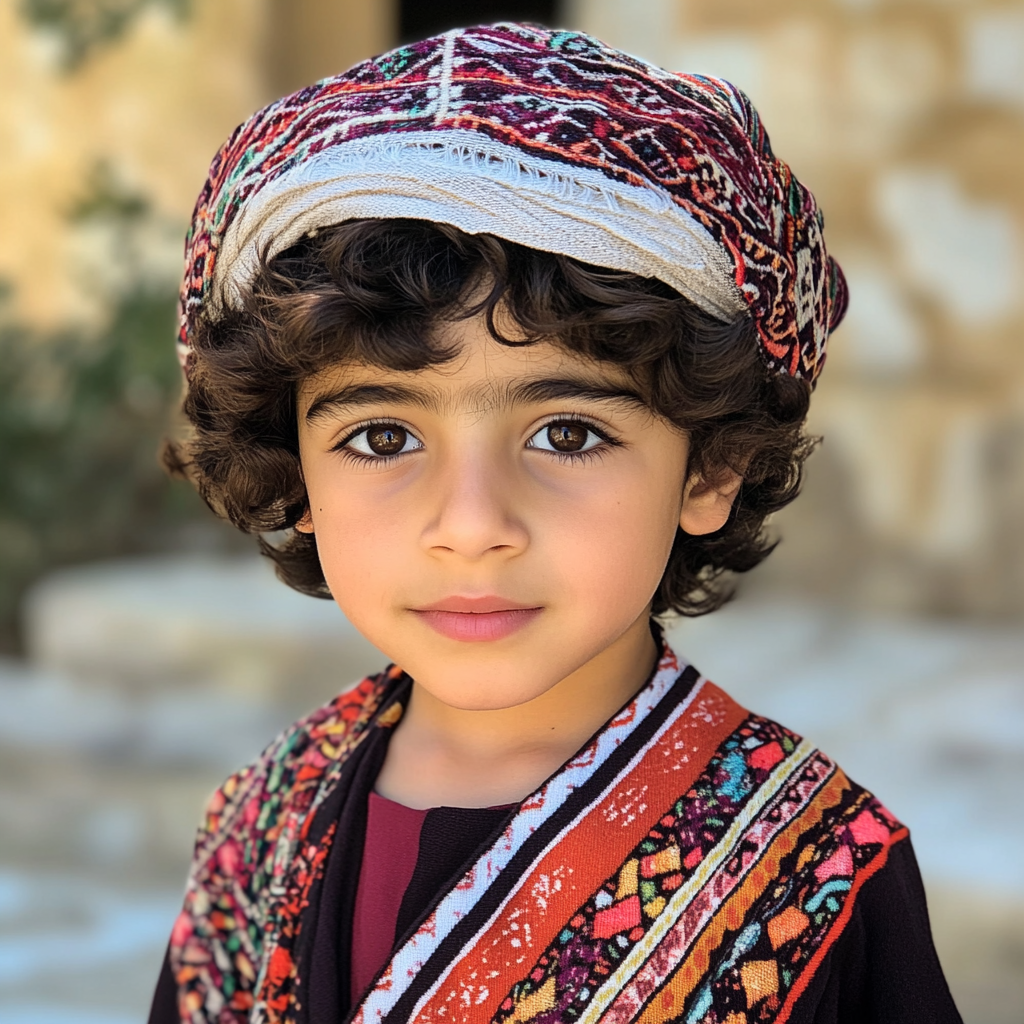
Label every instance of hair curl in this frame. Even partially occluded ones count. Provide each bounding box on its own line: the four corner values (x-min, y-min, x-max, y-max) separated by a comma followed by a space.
166, 218, 815, 616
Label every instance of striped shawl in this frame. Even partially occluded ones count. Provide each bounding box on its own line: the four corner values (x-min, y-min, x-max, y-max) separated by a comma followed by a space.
168, 642, 906, 1024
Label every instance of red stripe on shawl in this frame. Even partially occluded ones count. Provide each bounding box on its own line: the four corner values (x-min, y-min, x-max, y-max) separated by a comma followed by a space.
413, 682, 746, 1024
775, 826, 911, 1024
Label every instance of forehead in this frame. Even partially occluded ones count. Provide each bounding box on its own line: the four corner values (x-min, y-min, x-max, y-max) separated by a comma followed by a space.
298, 314, 647, 420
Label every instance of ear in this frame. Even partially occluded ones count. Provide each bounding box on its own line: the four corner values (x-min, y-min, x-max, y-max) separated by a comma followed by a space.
679, 466, 744, 536
295, 507, 315, 534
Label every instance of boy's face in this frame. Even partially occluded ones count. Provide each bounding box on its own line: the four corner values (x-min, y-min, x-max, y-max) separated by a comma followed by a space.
296, 313, 733, 711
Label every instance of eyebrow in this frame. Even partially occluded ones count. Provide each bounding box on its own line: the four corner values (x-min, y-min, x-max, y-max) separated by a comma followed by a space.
507, 377, 648, 410
305, 383, 433, 423
304, 375, 649, 423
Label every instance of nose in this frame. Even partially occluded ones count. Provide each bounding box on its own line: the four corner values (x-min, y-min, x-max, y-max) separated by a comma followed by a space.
419, 445, 529, 561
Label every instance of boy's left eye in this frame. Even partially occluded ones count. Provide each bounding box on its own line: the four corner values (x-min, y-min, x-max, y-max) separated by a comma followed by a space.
344, 423, 424, 458
527, 421, 604, 454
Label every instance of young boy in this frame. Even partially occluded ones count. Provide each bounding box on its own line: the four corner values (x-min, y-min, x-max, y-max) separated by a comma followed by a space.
150, 23, 961, 1024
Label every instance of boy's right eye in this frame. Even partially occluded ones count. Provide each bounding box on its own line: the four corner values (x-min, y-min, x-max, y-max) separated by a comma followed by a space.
343, 423, 424, 458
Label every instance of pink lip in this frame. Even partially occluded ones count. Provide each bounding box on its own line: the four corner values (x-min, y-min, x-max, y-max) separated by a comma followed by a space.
412, 596, 542, 642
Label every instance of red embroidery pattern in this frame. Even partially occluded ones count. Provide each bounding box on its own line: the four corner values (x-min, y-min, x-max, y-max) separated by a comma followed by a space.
178, 23, 846, 385
170, 668, 400, 1023
168, 650, 902, 1024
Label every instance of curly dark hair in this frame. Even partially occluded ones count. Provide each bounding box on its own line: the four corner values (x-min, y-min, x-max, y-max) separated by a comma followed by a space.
165, 218, 816, 616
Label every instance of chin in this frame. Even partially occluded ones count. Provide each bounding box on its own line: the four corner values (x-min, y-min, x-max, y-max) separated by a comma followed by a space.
411, 662, 566, 712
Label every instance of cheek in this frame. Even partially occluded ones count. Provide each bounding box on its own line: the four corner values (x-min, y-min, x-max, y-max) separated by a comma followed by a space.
539, 464, 683, 610
303, 467, 411, 622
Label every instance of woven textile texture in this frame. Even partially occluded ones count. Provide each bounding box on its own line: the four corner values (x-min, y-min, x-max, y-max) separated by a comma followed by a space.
177, 22, 847, 384
166, 641, 910, 1024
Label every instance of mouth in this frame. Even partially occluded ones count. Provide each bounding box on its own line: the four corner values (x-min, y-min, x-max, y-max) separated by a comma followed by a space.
412, 596, 543, 643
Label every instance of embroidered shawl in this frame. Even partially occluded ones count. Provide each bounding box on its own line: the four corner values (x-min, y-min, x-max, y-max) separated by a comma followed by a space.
178, 22, 848, 385
168, 642, 906, 1024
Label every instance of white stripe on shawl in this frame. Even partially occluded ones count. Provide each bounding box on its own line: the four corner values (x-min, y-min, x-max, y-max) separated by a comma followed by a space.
355, 651, 700, 1024
582, 739, 826, 1024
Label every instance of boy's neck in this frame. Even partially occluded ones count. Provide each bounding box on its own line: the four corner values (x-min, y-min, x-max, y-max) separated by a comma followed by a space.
374, 614, 660, 809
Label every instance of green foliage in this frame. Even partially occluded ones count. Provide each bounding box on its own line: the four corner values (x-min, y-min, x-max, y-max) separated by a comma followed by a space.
0, 166, 213, 652
19, 0, 191, 71
0, 288, 213, 650
68, 161, 152, 223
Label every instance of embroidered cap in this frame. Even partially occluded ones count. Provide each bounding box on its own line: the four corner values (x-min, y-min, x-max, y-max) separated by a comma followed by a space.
178, 22, 847, 383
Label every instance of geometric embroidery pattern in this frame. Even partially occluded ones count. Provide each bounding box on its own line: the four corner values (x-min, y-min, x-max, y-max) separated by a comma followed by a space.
178, 24, 847, 385
167, 645, 905, 1024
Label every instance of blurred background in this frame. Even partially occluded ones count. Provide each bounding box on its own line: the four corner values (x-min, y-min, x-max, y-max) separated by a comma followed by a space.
1, 1, 1022, 1021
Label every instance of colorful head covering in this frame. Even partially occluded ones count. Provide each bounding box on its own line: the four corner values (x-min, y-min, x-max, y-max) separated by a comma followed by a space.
178, 22, 847, 383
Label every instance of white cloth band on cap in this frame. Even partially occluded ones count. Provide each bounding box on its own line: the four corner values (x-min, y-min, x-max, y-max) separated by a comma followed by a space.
212, 130, 747, 323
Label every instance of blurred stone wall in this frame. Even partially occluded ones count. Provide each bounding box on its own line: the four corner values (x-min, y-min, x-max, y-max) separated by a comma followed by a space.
572, 0, 1024, 619
0, 0, 394, 328
0, 0, 263, 326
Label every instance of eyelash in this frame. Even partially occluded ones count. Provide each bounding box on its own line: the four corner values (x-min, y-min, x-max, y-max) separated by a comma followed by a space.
526, 417, 622, 463
331, 417, 622, 465
330, 420, 421, 466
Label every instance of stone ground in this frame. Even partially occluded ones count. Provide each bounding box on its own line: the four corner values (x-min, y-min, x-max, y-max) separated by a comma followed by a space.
0, 557, 1021, 1023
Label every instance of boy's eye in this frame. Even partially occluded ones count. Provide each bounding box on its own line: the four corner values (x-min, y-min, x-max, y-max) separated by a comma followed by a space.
528, 422, 604, 454
345, 424, 424, 458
